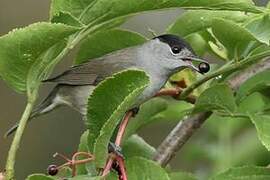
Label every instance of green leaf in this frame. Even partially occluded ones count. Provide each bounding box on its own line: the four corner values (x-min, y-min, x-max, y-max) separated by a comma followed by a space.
26, 174, 56, 180
123, 98, 168, 140
124, 98, 193, 141
122, 135, 156, 159
126, 157, 170, 180
51, 11, 84, 27
168, 10, 248, 37
50, 0, 96, 21
236, 70, 270, 103
68, 175, 102, 180
68, 172, 117, 179
212, 166, 270, 180
81, 0, 260, 25
154, 100, 193, 122
0, 22, 78, 93
69, 176, 101, 180
211, 19, 257, 60
87, 70, 149, 168
245, 14, 270, 46
238, 92, 269, 114
27, 40, 68, 96
181, 0, 259, 13
248, 43, 270, 57
75, 29, 146, 65
50, 0, 260, 26
169, 172, 197, 180
249, 114, 270, 151
193, 84, 236, 114
203, 30, 228, 60
185, 33, 208, 56
68, 172, 118, 180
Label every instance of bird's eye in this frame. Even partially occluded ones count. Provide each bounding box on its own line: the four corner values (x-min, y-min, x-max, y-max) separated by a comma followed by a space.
171, 46, 181, 54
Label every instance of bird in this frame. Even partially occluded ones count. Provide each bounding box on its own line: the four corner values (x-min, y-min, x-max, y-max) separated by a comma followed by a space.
5, 34, 210, 137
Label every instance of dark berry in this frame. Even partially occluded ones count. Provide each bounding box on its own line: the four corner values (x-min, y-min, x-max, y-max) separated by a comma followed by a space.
198, 62, 210, 73
47, 164, 58, 176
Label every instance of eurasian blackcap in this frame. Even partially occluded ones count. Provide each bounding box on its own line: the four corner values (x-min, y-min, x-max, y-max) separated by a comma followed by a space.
5, 34, 210, 137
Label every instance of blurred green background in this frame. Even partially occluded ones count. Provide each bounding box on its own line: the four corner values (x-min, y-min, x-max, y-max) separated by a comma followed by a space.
0, 0, 269, 179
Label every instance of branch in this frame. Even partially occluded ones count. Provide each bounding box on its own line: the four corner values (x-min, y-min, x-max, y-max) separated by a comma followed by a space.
227, 58, 270, 89
153, 58, 270, 167
153, 112, 211, 166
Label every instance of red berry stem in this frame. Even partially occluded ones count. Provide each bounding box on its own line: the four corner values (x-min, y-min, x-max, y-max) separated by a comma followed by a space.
51, 152, 94, 177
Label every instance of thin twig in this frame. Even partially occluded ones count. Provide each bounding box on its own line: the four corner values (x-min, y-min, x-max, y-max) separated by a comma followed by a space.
154, 58, 270, 167
54, 152, 94, 177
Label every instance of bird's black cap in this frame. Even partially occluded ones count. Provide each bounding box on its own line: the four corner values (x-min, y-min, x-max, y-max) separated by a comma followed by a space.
154, 34, 195, 54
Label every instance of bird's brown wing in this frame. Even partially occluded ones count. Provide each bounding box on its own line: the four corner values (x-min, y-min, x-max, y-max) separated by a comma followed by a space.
43, 48, 137, 85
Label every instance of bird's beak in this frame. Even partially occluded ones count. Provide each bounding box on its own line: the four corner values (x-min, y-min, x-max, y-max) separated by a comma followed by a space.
182, 56, 209, 74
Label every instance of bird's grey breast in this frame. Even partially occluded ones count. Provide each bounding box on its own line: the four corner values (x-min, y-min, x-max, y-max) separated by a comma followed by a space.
131, 44, 171, 106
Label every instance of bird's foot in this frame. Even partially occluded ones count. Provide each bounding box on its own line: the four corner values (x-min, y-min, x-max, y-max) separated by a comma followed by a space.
130, 107, 140, 117
102, 110, 135, 179
47, 152, 94, 177
103, 146, 127, 180
108, 142, 124, 159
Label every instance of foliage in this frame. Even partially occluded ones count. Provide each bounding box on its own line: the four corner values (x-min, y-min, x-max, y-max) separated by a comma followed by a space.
211, 166, 270, 180
2, 0, 270, 179
87, 70, 149, 167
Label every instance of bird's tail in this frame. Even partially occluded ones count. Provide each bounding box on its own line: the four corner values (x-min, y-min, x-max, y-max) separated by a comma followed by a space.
4, 86, 60, 138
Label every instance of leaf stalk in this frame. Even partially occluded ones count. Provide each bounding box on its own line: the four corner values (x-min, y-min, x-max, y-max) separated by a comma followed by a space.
5, 97, 36, 180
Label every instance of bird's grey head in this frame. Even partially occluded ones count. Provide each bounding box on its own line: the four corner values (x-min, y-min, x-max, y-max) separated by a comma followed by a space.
140, 34, 209, 75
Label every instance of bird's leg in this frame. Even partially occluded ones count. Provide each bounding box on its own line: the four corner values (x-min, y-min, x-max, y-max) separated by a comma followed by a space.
108, 142, 124, 159
154, 87, 182, 98
115, 110, 135, 145
115, 155, 128, 180
155, 79, 187, 98
102, 108, 139, 178
155, 87, 196, 104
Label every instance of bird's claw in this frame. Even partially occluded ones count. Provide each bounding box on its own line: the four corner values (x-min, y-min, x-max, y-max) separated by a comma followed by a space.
108, 142, 124, 159
130, 107, 140, 117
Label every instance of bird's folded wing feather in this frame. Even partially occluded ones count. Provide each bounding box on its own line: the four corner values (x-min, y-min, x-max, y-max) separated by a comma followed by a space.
43, 48, 137, 85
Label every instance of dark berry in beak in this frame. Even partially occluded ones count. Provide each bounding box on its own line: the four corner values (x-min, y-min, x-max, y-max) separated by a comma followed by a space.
198, 62, 210, 73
